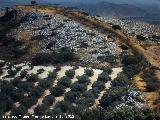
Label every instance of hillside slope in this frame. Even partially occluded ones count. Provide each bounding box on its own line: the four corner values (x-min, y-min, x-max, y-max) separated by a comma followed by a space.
16, 5, 160, 69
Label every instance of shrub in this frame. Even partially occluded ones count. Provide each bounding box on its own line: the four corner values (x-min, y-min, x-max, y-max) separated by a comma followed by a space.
20, 97, 37, 108
17, 82, 34, 92
38, 79, 53, 88
37, 68, 44, 74
32, 53, 53, 65
20, 70, 28, 78
11, 106, 27, 117
64, 91, 81, 102
55, 65, 61, 72
15, 66, 22, 71
57, 76, 71, 88
120, 44, 128, 50
0, 99, 14, 113
123, 64, 142, 77
77, 75, 90, 84
97, 72, 110, 83
30, 86, 45, 98
112, 25, 121, 30
7, 69, 17, 76
0, 69, 3, 76
88, 88, 100, 98
31, 1, 37, 5
85, 69, 94, 77
55, 101, 71, 113
80, 42, 89, 48
136, 35, 147, 41
50, 85, 65, 97
13, 47, 27, 58
105, 55, 116, 63
75, 97, 94, 107
82, 91, 95, 99
146, 77, 159, 91
101, 67, 113, 75
48, 71, 57, 79
111, 73, 131, 87
1, 37, 16, 46
34, 104, 47, 116
54, 47, 77, 63
0, 61, 5, 68
65, 69, 75, 78
99, 87, 128, 108
71, 83, 87, 93
26, 73, 38, 82
1, 81, 14, 93
9, 90, 24, 102
32, 47, 77, 65
92, 81, 105, 91
122, 55, 141, 66
42, 95, 55, 106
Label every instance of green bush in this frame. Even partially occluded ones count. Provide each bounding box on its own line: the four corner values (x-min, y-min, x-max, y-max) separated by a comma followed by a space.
48, 71, 57, 79
99, 87, 128, 108
146, 77, 159, 91
122, 55, 141, 66
65, 69, 75, 78
42, 95, 55, 106
50, 85, 65, 97
97, 72, 110, 83
1, 37, 16, 46
64, 91, 81, 103
9, 90, 24, 102
136, 35, 147, 41
0, 99, 14, 114
71, 83, 87, 93
101, 67, 113, 75
77, 75, 90, 85
0, 61, 5, 68
13, 47, 27, 58
85, 69, 94, 77
80, 42, 89, 48
75, 97, 95, 107
112, 25, 121, 30
26, 73, 39, 82
11, 106, 27, 117
20, 97, 37, 108
111, 73, 131, 87
32, 47, 77, 65
55, 101, 71, 113
120, 44, 129, 50
37, 68, 44, 74
29, 86, 45, 98
1, 81, 14, 93
38, 79, 53, 88
57, 76, 71, 88
32, 53, 53, 65
34, 104, 47, 115
7, 69, 17, 76
92, 81, 105, 91
17, 82, 34, 92
20, 70, 28, 78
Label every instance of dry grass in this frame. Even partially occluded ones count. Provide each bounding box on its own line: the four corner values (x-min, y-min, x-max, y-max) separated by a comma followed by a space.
133, 73, 147, 91
17, 30, 32, 42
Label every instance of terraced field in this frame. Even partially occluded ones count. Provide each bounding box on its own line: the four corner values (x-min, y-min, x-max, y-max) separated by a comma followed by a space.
1, 60, 128, 116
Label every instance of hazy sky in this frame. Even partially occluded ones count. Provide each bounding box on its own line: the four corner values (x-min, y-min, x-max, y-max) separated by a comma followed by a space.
48, 0, 160, 5
50, 0, 160, 3
0, 0, 160, 7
